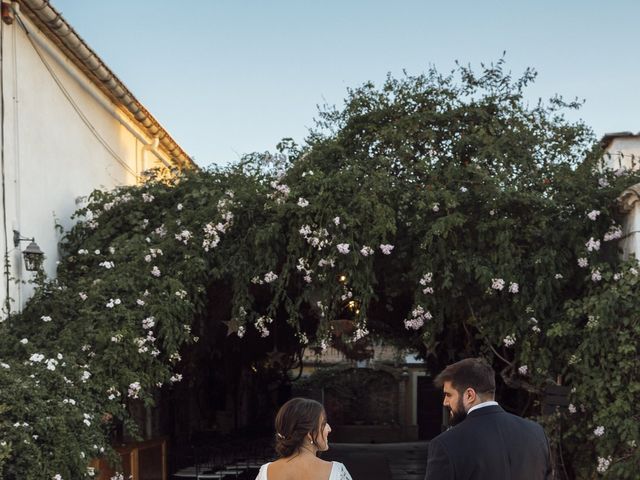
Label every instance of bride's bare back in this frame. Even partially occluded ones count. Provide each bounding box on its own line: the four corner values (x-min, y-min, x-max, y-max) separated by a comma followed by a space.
266, 455, 333, 480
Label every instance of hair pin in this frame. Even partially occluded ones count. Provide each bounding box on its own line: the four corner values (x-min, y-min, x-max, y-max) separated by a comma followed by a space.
276, 433, 285, 439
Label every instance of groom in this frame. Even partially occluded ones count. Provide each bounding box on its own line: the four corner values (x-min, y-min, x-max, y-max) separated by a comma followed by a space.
424, 358, 552, 479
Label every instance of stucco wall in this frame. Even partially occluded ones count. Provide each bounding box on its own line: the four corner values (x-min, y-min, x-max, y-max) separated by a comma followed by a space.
604, 137, 640, 261
0, 16, 174, 313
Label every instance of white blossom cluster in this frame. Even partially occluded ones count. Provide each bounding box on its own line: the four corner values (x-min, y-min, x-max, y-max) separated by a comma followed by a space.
587, 210, 600, 221
518, 365, 528, 375
297, 197, 309, 208
404, 305, 432, 330
337, 243, 350, 254
603, 225, 622, 242
255, 316, 273, 337
154, 224, 167, 238
299, 224, 331, 250
596, 456, 611, 473
263, 271, 278, 283
142, 192, 154, 203
352, 325, 369, 342
128, 381, 141, 398
202, 222, 221, 252
145, 248, 163, 263
379, 244, 394, 255
503, 334, 516, 347
175, 230, 192, 245
296, 257, 314, 284
269, 181, 290, 204
577, 257, 589, 268
585, 237, 601, 252
99, 261, 115, 269
529, 317, 541, 334
360, 246, 374, 256
491, 278, 505, 291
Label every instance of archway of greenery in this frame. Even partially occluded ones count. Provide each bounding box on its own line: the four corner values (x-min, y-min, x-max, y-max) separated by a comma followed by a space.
1, 61, 639, 479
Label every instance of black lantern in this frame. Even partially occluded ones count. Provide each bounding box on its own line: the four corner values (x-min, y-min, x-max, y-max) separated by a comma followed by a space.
13, 230, 44, 272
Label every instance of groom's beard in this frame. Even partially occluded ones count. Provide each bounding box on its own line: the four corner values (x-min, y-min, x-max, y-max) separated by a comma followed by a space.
448, 397, 467, 426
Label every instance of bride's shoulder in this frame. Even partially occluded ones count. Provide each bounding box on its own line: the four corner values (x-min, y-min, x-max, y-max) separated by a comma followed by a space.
329, 461, 352, 480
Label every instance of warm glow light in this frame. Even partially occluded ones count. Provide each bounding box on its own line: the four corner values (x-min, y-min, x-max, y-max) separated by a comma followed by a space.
339, 274, 347, 283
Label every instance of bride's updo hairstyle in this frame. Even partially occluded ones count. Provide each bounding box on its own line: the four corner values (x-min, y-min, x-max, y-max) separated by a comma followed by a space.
274, 397, 326, 457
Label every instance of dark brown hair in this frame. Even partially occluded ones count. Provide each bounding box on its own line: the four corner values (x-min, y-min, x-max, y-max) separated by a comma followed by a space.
434, 357, 496, 397
274, 397, 326, 457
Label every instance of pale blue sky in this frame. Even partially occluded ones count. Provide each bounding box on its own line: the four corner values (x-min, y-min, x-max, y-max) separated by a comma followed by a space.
51, 1, 640, 168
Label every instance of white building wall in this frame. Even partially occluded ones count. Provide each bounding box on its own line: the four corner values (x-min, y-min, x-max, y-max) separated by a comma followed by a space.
0, 16, 173, 314
604, 137, 640, 261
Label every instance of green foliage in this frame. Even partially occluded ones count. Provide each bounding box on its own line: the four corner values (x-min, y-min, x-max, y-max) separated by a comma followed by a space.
0, 60, 639, 478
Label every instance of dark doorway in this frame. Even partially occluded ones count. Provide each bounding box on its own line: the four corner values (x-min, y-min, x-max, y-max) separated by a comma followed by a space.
417, 376, 442, 439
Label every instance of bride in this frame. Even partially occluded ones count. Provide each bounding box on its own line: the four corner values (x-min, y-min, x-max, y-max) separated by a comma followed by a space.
255, 397, 352, 480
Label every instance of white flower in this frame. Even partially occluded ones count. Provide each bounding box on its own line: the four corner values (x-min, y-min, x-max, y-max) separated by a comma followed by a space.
404, 305, 432, 330
109, 246, 115, 254
41, 315, 52, 322
29, 353, 45, 363
111, 334, 122, 343
489, 209, 496, 216
613, 273, 622, 281
360, 246, 374, 257
380, 244, 394, 255
554, 274, 563, 279
333, 216, 340, 225
151, 266, 161, 277
585, 237, 601, 252
503, 334, 516, 347
142, 193, 154, 202
81, 370, 91, 382
99, 261, 115, 269
175, 290, 187, 299
20, 338, 28, 345
128, 381, 141, 398
144, 254, 152, 262
577, 257, 589, 268
587, 210, 600, 221
631, 267, 639, 276
78, 249, 88, 255
297, 197, 309, 208
177, 203, 183, 211
596, 456, 611, 473
591, 270, 602, 282
53, 475, 63, 480
598, 177, 610, 188
419, 272, 433, 285
336, 243, 350, 254
142, 317, 155, 329
170, 374, 183, 383
423, 287, 434, 294
0, 362, 9, 369
491, 278, 505, 291
508, 282, 519, 294
518, 365, 528, 375
303, 275, 312, 283
603, 225, 623, 242
263, 271, 278, 283
136, 299, 145, 306
460, 186, 468, 193
593, 425, 605, 437
79, 292, 88, 301
568, 403, 576, 414
94, 249, 101, 255
175, 230, 192, 245
432, 203, 440, 212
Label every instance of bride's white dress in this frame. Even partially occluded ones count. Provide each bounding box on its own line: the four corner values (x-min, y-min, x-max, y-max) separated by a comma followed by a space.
255, 461, 352, 480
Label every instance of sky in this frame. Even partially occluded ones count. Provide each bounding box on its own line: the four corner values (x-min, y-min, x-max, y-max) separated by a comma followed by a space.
50, 0, 640, 169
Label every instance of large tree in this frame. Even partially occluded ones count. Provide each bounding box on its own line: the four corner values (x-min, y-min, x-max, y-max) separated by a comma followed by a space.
0, 60, 638, 479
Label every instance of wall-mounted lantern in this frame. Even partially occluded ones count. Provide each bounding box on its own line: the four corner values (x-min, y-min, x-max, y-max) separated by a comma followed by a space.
13, 230, 44, 272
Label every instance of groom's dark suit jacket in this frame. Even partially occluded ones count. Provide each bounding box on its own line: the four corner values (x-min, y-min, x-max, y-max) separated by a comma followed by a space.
424, 405, 552, 480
